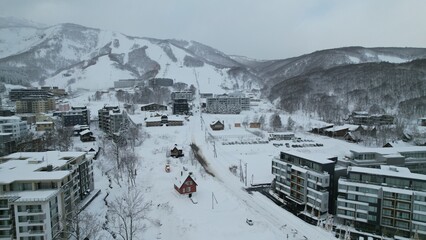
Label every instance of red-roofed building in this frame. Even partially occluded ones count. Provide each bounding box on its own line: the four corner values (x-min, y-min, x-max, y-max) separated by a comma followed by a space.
174, 174, 197, 196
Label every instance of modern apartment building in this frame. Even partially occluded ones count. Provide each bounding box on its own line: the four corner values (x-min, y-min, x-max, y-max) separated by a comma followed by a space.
172, 99, 189, 115
15, 97, 56, 114
98, 106, 127, 134
9, 89, 53, 102
0, 151, 94, 240
171, 91, 193, 101
206, 95, 250, 114
346, 147, 426, 174
271, 150, 337, 223
0, 117, 28, 140
337, 165, 426, 239
53, 106, 90, 127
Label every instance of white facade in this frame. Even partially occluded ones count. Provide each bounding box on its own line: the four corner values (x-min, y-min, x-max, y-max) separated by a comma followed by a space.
337, 165, 426, 239
0, 116, 28, 140
206, 95, 250, 114
348, 147, 426, 174
271, 151, 335, 221
0, 151, 95, 240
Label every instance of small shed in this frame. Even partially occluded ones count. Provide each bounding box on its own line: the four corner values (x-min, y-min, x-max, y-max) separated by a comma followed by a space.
141, 103, 167, 112
174, 173, 197, 196
170, 144, 184, 158
210, 120, 224, 131
80, 129, 96, 142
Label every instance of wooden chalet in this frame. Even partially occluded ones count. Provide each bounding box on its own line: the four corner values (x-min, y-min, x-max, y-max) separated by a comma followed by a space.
79, 129, 96, 142
174, 173, 197, 196
311, 124, 334, 135
210, 120, 224, 131
170, 144, 184, 158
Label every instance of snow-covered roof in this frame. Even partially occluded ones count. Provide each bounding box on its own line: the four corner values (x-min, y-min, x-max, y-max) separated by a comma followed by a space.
145, 116, 162, 123
269, 132, 294, 135
174, 172, 197, 187
73, 124, 89, 130
127, 114, 146, 124
2, 189, 60, 202
0, 151, 86, 184
382, 186, 415, 195
79, 129, 91, 136
36, 121, 53, 125
351, 146, 426, 155
324, 126, 349, 132
171, 144, 183, 150
0, 116, 21, 121
383, 140, 413, 148
353, 111, 369, 115
140, 103, 166, 107
281, 149, 335, 165
145, 115, 184, 123
349, 165, 426, 181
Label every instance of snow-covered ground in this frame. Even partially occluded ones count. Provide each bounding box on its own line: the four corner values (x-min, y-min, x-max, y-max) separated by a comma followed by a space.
79, 107, 336, 240
65, 87, 363, 240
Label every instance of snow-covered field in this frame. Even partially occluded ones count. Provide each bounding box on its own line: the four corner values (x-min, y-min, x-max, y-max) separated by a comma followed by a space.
64, 86, 362, 240
78, 106, 336, 240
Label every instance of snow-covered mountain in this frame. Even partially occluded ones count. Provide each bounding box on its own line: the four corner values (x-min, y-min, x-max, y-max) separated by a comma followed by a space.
1, 18, 426, 119
0, 19, 261, 93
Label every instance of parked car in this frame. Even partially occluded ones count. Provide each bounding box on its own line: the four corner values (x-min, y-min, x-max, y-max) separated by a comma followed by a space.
246, 218, 253, 226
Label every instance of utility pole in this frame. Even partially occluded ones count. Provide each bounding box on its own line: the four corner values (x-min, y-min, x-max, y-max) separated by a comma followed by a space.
213, 141, 217, 158
212, 192, 218, 209
239, 160, 244, 183
244, 163, 248, 187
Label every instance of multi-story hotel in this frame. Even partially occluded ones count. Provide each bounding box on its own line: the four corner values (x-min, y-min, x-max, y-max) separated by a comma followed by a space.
337, 165, 426, 239
206, 95, 250, 114
15, 97, 56, 114
0, 151, 94, 240
53, 106, 90, 127
271, 150, 337, 223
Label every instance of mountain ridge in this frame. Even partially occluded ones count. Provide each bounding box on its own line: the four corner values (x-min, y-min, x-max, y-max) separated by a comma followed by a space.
0, 19, 425, 120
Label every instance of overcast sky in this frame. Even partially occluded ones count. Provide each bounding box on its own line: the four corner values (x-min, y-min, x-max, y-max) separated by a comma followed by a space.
1, 0, 425, 59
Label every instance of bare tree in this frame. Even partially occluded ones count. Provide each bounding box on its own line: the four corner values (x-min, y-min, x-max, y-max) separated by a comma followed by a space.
121, 150, 139, 186
58, 208, 102, 240
56, 126, 74, 151
108, 188, 151, 240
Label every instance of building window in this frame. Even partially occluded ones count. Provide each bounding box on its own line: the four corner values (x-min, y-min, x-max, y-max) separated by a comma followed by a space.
396, 202, 410, 210
395, 220, 409, 229
382, 218, 392, 226
397, 193, 411, 201
383, 209, 392, 217
396, 211, 410, 220
368, 215, 376, 221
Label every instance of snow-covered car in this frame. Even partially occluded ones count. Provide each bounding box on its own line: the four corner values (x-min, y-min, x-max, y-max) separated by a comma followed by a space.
246, 218, 253, 226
